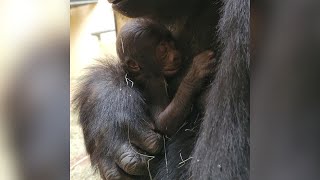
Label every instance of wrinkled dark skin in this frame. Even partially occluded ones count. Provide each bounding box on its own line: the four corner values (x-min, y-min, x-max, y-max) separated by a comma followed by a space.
117, 19, 215, 136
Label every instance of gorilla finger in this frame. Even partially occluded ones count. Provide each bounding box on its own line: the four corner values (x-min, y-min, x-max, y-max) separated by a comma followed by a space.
194, 50, 213, 61
115, 144, 149, 176
131, 129, 163, 155
207, 51, 214, 58
201, 70, 212, 77
98, 158, 135, 180
203, 59, 216, 69
202, 50, 214, 60
209, 59, 217, 67
200, 61, 214, 71
210, 57, 217, 63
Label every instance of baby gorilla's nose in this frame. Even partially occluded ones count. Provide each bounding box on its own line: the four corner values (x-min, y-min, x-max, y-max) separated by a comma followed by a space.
172, 51, 182, 66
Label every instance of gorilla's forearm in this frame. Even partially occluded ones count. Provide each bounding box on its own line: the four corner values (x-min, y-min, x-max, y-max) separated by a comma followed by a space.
73, 59, 145, 151
72, 59, 163, 178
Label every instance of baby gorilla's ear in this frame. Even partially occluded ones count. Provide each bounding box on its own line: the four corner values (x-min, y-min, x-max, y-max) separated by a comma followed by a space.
125, 58, 140, 72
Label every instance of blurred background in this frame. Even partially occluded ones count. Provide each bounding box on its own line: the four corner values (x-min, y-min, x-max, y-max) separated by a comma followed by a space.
0, 1, 69, 179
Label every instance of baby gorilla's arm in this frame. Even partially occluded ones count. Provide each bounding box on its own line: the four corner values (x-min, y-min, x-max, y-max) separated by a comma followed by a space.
155, 50, 215, 136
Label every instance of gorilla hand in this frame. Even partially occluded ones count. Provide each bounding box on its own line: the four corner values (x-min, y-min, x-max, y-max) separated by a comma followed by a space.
97, 120, 163, 180
184, 50, 216, 88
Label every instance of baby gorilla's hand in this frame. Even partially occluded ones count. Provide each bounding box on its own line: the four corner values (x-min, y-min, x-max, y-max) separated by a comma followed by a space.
184, 50, 215, 87
192, 50, 215, 78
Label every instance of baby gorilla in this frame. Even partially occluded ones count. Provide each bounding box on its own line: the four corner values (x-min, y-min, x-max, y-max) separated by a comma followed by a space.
116, 19, 214, 136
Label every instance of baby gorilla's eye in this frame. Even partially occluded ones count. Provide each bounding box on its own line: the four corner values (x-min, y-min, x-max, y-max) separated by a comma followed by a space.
158, 42, 168, 59
159, 46, 166, 54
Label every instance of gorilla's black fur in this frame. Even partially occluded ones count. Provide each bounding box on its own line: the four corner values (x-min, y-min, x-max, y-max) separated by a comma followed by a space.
191, 0, 250, 179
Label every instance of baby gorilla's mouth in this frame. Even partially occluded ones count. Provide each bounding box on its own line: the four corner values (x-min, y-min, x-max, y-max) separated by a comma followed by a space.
163, 66, 181, 77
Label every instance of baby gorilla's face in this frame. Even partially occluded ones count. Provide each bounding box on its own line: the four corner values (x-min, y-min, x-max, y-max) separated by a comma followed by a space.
155, 40, 182, 77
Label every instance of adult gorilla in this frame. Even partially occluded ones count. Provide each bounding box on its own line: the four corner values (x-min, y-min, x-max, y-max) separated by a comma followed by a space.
73, 0, 249, 179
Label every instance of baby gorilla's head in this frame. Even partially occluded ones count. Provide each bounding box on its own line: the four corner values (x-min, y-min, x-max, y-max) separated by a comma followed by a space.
116, 19, 182, 79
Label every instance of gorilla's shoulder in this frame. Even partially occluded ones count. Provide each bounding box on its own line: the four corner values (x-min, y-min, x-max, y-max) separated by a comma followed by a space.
79, 57, 126, 87
72, 57, 145, 112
